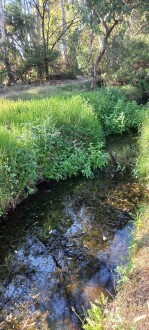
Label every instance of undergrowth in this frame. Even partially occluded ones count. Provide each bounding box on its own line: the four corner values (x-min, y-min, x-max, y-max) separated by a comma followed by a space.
82, 88, 145, 135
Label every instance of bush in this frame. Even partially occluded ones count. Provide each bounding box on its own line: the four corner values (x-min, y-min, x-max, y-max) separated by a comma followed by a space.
82, 87, 145, 135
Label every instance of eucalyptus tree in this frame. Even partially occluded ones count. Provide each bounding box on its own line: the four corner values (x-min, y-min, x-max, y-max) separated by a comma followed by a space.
60, 0, 69, 67
31, 0, 79, 79
0, 0, 79, 83
79, 0, 149, 87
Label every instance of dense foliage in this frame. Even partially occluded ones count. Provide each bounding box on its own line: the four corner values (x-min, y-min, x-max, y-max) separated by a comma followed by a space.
82, 88, 144, 134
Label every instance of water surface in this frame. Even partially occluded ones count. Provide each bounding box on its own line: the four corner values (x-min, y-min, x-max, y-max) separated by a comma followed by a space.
0, 136, 144, 329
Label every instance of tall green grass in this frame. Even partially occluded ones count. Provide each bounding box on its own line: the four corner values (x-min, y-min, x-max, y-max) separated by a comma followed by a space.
0, 95, 106, 213
0, 88, 146, 213
136, 110, 149, 181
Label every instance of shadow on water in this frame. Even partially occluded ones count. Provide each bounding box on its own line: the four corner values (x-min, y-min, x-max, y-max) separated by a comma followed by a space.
0, 136, 145, 329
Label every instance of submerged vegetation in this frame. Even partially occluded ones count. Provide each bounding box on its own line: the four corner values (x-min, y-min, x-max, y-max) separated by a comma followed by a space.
0, 87, 146, 214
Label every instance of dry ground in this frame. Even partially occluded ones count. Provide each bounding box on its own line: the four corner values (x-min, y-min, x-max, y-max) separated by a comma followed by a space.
0, 77, 92, 101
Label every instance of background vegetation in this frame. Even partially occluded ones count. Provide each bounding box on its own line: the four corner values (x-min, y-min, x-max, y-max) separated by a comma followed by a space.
0, 0, 149, 100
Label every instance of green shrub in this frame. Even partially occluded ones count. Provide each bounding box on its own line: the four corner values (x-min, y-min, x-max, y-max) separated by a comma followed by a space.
82, 87, 145, 135
81, 294, 108, 330
82, 303, 104, 330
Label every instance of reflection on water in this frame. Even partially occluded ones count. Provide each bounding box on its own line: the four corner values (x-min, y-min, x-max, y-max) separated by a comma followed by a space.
0, 168, 144, 329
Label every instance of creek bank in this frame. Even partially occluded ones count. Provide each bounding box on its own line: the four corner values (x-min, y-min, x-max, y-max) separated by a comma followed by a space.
102, 114, 149, 330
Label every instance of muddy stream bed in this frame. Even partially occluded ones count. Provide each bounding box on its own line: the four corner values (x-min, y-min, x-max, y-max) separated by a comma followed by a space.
0, 136, 144, 329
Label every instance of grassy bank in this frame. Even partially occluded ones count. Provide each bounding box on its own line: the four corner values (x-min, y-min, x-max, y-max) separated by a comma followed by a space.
0, 87, 145, 215
0, 95, 105, 214
104, 206, 149, 330
83, 112, 149, 330
104, 116, 149, 330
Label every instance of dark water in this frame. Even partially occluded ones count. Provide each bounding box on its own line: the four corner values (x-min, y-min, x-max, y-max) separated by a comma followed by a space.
0, 137, 144, 329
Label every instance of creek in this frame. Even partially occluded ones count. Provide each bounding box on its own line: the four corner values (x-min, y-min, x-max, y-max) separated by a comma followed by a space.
0, 135, 144, 329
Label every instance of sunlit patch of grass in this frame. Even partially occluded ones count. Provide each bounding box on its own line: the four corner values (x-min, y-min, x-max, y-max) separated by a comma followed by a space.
0, 79, 91, 101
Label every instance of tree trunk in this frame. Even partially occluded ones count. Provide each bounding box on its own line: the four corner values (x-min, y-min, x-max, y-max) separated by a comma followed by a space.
91, 37, 107, 89
4, 55, 16, 85
0, 0, 5, 41
37, 63, 43, 80
36, 0, 40, 43
60, 0, 69, 68
36, 0, 43, 80
45, 57, 49, 81
91, 18, 119, 89
0, 0, 16, 84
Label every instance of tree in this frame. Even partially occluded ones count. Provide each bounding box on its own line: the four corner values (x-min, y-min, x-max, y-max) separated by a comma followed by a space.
0, 0, 5, 41
79, 0, 149, 87
0, 0, 16, 84
60, 0, 69, 68
32, 0, 79, 80
0, 0, 79, 84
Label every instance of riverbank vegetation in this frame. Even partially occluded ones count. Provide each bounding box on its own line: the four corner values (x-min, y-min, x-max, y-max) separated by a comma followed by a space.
0, 87, 146, 215
105, 114, 149, 330
83, 111, 149, 330
0, 93, 105, 214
